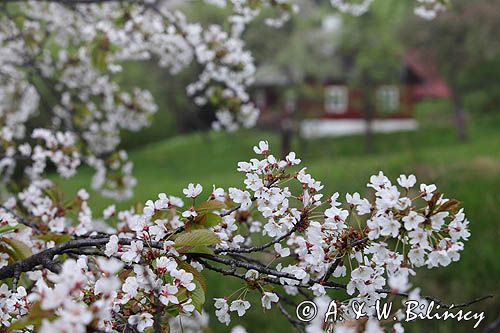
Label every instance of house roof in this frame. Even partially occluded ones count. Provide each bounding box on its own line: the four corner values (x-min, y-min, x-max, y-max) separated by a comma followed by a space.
254, 64, 303, 87
404, 50, 451, 99
254, 50, 451, 100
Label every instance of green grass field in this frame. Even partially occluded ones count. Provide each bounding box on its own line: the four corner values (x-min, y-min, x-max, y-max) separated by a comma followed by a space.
54, 108, 500, 332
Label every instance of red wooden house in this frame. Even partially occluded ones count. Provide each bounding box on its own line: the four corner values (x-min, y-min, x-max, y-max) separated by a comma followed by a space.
254, 51, 450, 138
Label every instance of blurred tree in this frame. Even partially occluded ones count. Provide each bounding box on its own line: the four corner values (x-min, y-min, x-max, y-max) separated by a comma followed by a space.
117, 2, 233, 149
243, 1, 344, 157
244, 2, 343, 80
337, 0, 408, 153
401, 0, 500, 141
243, 0, 411, 154
461, 58, 500, 115
115, 61, 191, 149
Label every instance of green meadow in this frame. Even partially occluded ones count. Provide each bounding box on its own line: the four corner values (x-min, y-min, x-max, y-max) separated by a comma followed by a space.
54, 107, 500, 332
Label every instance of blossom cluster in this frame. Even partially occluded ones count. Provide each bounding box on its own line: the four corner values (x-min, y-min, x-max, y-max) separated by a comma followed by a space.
329, 0, 447, 18
0, 0, 298, 200
207, 141, 470, 330
0, 1, 461, 332
414, 0, 447, 20
330, 0, 375, 16
0, 141, 470, 332
0, 0, 448, 202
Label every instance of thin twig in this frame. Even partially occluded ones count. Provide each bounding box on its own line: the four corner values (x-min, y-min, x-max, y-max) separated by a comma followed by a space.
214, 224, 298, 254
191, 252, 346, 290
0, 234, 492, 318
219, 178, 280, 218
322, 258, 342, 283
1, 0, 140, 3
277, 302, 305, 332
0, 205, 38, 228
483, 313, 500, 333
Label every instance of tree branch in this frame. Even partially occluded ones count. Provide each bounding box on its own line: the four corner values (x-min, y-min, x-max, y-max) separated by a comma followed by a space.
0, 205, 38, 229
190, 252, 346, 290
1, 0, 140, 3
0, 234, 492, 319
0, 236, 160, 280
214, 224, 298, 254
483, 313, 500, 333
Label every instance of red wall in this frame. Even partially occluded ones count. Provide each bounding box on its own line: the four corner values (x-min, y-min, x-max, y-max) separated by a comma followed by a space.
300, 85, 414, 120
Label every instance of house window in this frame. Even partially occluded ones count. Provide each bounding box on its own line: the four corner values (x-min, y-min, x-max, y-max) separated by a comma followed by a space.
255, 90, 266, 109
325, 85, 348, 114
377, 85, 400, 113
284, 90, 297, 113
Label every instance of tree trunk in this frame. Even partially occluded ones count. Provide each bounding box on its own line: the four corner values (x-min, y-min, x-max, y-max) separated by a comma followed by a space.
281, 118, 293, 158
363, 87, 375, 154
281, 91, 296, 158
451, 87, 467, 142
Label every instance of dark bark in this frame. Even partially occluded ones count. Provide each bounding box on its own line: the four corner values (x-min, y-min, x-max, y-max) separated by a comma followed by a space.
362, 86, 375, 154
280, 118, 293, 158
451, 85, 468, 142
0, 233, 492, 312
483, 314, 500, 333
281, 91, 296, 158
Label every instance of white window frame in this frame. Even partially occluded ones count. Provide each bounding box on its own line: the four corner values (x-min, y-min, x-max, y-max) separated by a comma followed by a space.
377, 85, 400, 113
324, 85, 348, 114
255, 90, 267, 109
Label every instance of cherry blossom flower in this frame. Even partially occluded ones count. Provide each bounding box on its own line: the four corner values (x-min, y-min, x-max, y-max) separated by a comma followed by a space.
128, 312, 154, 332
402, 211, 425, 231
230, 300, 251, 316
311, 283, 327, 297
182, 207, 198, 218
159, 285, 179, 306
397, 174, 417, 189
122, 277, 139, 299
274, 243, 290, 257
121, 241, 143, 263
104, 235, 120, 257
183, 183, 203, 198
253, 140, 269, 155
211, 186, 226, 201
228, 188, 252, 210
261, 292, 279, 310
231, 326, 248, 333
420, 183, 437, 201
214, 298, 231, 325
285, 152, 301, 166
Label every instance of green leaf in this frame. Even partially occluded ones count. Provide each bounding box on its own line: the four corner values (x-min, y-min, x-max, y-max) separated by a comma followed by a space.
178, 245, 215, 256
195, 200, 226, 213
35, 233, 72, 244
8, 301, 53, 331
90, 34, 110, 71
42, 188, 59, 202
174, 230, 219, 248
14, 16, 25, 29
190, 279, 206, 313
0, 237, 33, 260
177, 261, 208, 293
436, 199, 461, 213
0, 243, 16, 262
193, 213, 222, 228
0, 224, 23, 235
